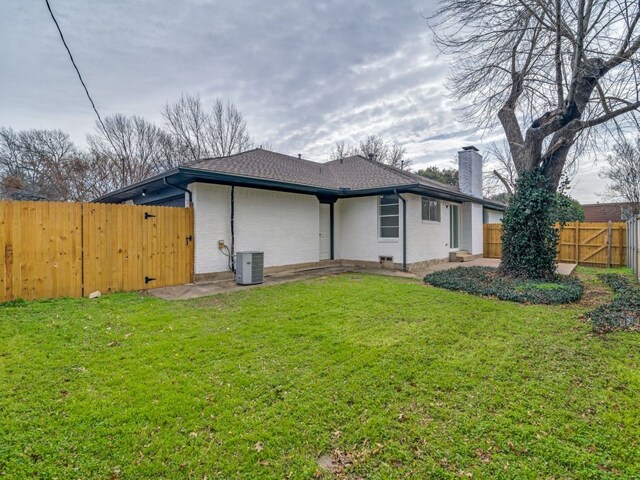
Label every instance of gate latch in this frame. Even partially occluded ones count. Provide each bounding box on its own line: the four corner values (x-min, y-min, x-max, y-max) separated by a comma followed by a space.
145, 276, 156, 284
144, 212, 156, 219
186, 235, 193, 245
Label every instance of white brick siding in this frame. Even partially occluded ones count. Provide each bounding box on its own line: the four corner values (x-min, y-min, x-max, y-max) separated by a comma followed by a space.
484, 208, 504, 224
191, 183, 487, 274
460, 202, 484, 254
191, 183, 319, 274
458, 148, 483, 198
335, 196, 402, 263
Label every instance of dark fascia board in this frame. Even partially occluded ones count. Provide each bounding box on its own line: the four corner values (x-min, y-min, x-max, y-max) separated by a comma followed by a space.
94, 166, 506, 211
93, 168, 181, 203
341, 184, 506, 210
178, 167, 342, 196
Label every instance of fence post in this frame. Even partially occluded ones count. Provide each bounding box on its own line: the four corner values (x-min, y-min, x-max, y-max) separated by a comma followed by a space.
606, 221, 612, 268
577, 222, 581, 265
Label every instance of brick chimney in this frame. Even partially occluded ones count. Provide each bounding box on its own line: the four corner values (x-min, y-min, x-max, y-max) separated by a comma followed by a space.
458, 146, 483, 198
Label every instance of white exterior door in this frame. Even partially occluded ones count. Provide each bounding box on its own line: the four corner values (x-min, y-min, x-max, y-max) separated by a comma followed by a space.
450, 205, 460, 250
319, 204, 331, 260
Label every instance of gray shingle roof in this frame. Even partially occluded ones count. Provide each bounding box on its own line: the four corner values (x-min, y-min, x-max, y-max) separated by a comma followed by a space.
95, 148, 505, 210
187, 148, 459, 193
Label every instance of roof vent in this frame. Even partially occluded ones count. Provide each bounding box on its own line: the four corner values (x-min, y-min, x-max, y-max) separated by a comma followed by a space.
367, 153, 374, 161
298, 153, 302, 159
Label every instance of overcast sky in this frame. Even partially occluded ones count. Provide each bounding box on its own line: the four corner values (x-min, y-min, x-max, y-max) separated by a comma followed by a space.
1, 0, 605, 202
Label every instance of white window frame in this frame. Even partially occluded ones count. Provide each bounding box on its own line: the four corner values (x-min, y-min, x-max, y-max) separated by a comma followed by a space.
421, 196, 441, 223
378, 195, 399, 240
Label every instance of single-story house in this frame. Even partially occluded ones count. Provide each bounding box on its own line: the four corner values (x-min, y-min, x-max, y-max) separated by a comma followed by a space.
582, 202, 639, 222
97, 146, 504, 279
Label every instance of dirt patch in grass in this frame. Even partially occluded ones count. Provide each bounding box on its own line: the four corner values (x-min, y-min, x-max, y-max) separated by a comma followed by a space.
574, 268, 616, 308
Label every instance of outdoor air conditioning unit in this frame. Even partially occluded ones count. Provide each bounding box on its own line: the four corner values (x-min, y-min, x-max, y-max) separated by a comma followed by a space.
235, 251, 264, 285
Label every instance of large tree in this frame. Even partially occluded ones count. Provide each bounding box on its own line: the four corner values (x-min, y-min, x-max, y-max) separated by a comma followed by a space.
87, 114, 176, 192
430, 0, 640, 277
162, 94, 253, 163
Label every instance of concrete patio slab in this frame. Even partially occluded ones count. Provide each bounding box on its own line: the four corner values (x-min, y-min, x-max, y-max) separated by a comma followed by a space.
148, 266, 352, 300
414, 258, 577, 277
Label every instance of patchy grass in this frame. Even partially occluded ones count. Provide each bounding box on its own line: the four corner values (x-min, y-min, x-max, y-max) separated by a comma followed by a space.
1, 273, 640, 479
424, 266, 584, 304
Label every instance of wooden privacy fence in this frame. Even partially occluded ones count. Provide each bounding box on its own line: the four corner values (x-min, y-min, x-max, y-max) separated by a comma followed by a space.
0, 201, 194, 302
484, 221, 627, 267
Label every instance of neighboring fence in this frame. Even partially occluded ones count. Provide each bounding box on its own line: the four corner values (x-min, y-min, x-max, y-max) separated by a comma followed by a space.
484, 221, 628, 267
628, 216, 639, 278
0, 201, 194, 302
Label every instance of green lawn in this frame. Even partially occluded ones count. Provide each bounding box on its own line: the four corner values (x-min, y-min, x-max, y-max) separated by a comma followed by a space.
1, 271, 639, 479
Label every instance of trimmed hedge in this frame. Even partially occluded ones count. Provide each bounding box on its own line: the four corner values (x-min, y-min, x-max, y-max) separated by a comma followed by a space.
424, 266, 584, 304
587, 273, 640, 333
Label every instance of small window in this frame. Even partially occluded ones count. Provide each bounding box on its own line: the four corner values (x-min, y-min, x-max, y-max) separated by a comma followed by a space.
421, 197, 441, 222
379, 195, 399, 238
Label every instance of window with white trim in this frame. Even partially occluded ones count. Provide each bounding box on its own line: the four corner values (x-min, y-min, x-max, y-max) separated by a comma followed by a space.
378, 195, 399, 238
421, 197, 441, 222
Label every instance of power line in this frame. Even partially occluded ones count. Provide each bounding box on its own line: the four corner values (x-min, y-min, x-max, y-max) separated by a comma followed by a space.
44, 0, 108, 134
44, 0, 126, 183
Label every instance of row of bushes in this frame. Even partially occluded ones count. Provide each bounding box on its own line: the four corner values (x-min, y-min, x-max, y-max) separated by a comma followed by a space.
587, 274, 640, 333
424, 266, 584, 305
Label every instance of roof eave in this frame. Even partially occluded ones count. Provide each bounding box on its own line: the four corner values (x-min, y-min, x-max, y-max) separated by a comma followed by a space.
93, 166, 506, 211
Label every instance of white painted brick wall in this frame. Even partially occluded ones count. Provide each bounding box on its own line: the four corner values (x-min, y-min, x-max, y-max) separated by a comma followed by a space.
336, 196, 403, 263
404, 194, 453, 263
460, 202, 484, 254
458, 148, 483, 198
484, 208, 504, 224
191, 183, 319, 274
336, 194, 454, 264
192, 183, 232, 274
234, 187, 319, 267
192, 182, 486, 273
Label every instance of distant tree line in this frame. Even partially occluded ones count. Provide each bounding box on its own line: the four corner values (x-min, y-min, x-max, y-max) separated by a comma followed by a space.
600, 136, 640, 217
0, 95, 253, 201
330, 135, 410, 170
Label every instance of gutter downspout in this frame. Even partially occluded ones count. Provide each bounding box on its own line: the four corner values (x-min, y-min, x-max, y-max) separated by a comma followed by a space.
230, 186, 235, 272
163, 177, 193, 206
394, 189, 407, 272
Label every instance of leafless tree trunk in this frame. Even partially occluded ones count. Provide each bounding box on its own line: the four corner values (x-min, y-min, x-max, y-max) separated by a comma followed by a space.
430, 0, 640, 190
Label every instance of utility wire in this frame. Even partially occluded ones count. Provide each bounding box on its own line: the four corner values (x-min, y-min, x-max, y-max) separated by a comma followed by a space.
45, 0, 108, 135
44, 0, 126, 184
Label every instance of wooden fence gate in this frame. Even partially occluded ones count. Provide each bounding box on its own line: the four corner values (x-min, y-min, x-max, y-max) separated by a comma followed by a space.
484, 221, 627, 267
0, 201, 194, 302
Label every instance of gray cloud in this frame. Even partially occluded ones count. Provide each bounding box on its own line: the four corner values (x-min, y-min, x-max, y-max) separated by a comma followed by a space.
0, 0, 604, 202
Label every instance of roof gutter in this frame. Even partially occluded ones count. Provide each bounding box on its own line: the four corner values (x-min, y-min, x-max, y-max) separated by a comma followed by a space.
163, 177, 193, 206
